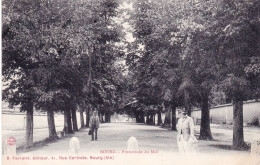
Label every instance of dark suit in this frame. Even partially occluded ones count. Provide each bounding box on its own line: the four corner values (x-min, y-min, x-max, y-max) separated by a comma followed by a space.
89, 115, 100, 140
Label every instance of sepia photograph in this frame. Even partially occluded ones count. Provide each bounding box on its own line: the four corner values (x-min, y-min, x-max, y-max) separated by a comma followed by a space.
1, 0, 260, 165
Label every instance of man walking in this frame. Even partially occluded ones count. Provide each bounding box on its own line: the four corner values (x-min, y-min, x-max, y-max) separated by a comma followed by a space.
176, 109, 196, 152
89, 111, 100, 141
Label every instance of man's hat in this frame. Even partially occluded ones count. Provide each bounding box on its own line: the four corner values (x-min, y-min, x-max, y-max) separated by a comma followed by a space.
182, 109, 188, 113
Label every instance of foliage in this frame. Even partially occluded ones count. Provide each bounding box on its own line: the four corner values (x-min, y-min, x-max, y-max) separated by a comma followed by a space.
123, 0, 259, 112
2, 0, 123, 115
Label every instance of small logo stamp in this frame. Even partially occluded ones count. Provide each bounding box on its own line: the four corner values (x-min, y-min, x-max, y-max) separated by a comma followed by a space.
7, 136, 16, 146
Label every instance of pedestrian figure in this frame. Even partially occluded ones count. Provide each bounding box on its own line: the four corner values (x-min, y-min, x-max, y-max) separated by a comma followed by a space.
89, 111, 100, 141
176, 109, 197, 153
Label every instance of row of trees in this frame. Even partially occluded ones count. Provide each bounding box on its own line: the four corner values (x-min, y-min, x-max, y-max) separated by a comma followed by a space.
2, 0, 259, 151
122, 0, 259, 150
2, 0, 126, 149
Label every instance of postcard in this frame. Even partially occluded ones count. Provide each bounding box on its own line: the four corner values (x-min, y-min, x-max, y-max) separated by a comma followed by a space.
2, 0, 260, 165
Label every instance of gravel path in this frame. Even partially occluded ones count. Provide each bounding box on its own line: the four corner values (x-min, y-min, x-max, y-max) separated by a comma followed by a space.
7, 123, 258, 165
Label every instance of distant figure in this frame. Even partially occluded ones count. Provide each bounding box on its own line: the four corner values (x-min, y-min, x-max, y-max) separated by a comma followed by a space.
89, 111, 100, 141
176, 109, 197, 153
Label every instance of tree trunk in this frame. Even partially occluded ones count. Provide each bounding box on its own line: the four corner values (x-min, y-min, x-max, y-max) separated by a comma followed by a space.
135, 111, 139, 123
157, 110, 162, 125
171, 104, 177, 131
146, 113, 149, 124
150, 114, 154, 125
25, 101, 33, 149
64, 110, 67, 132
108, 113, 110, 122
232, 100, 247, 150
184, 89, 192, 116
105, 113, 110, 123
100, 113, 104, 123
47, 108, 57, 139
199, 92, 213, 140
86, 106, 90, 127
164, 105, 171, 126
71, 108, 78, 131
137, 111, 145, 123
153, 114, 155, 125
64, 109, 73, 134
67, 109, 73, 133
141, 112, 145, 123
80, 106, 85, 128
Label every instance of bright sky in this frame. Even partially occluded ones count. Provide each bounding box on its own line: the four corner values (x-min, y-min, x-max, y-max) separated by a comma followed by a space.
115, 2, 136, 43
113, 1, 137, 76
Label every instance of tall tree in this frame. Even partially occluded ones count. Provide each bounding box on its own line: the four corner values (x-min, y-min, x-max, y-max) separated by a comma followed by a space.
2, 0, 122, 144
217, 0, 259, 149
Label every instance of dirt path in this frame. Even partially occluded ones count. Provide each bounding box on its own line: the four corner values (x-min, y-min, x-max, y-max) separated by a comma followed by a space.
4, 122, 259, 165
16, 123, 255, 155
